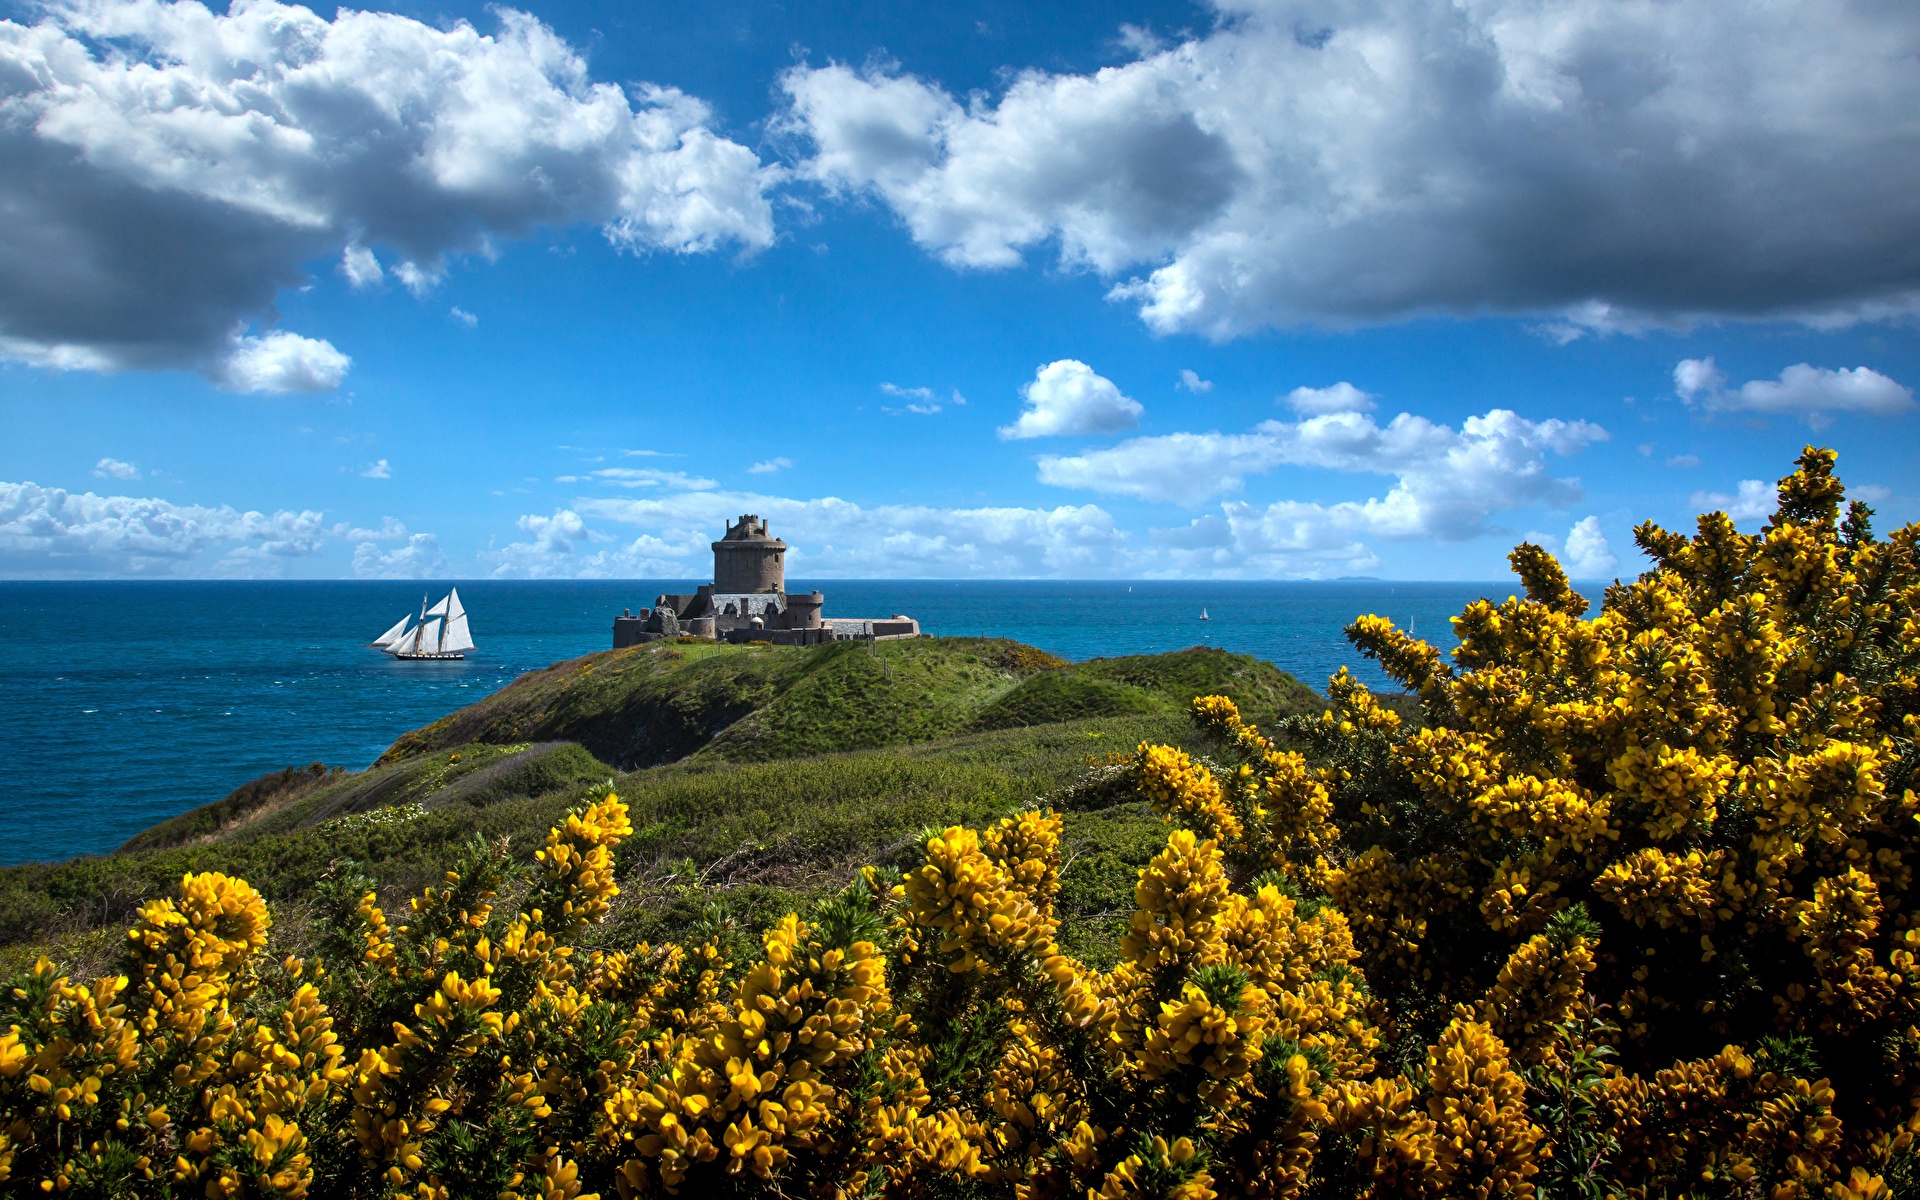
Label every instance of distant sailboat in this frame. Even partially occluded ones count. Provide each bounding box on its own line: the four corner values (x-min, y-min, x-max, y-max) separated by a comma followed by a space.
377, 589, 475, 660
1199, 607, 1211, 621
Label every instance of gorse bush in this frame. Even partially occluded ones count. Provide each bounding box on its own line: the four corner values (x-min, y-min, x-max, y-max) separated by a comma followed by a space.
4, 447, 1917, 1199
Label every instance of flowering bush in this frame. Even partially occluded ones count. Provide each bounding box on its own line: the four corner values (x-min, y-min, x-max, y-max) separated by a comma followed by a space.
4, 447, 1915, 1198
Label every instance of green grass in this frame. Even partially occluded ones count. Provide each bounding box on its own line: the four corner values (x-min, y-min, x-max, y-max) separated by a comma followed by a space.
375, 636, 1322, 769
0, 638, 1338, 975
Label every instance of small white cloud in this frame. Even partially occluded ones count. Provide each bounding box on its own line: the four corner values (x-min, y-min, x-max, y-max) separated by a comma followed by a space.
1000, 360, 1143, 440
1666, 454, 1701, 469
1674, 358, 1726, 401
1178, 369, 1213, 394
93, 457, 139, 480
360, 459, 392, 479
950, 389, 968, 406
215, 331, 351, 394
587, 467, 717, 490
393, 261, 443, 297
619, 448, 671, 457
352, 533, 449, 579
1676, 358, 1913, 426
1562, 516, 1618, 578
881, 383, 941, 415
449, 307, 478, 328
1853, 484, 1892, 503
1692, 480, 1774, 522
1284, 383, 1375, 416
342, 245, 383, 289
346, 516, 408, 540
748, 457, 794, 475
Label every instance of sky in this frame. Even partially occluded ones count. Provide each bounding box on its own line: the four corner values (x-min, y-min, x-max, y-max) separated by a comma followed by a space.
1, 0, 1916, 582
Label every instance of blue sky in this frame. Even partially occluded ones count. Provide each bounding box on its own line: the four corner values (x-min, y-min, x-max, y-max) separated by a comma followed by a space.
1, 0, 1916, 581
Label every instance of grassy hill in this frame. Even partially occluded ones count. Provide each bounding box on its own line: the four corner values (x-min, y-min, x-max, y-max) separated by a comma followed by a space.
376, 636, 1322, 768
0, 637, 1329, 974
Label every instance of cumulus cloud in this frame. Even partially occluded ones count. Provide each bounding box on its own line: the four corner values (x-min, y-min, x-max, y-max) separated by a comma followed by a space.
93, 458, 139, 480
1666, 454, 1700, 469
1562, 516, 1618, 578
360, 460, 392, 480
1036, 408, 1607, 539
1675, 358, 1913, 426
1178, 369, 1213, 394
748, 457, 794, 475
352, 533, 449, 579
780, 1, 1920, 335
449, 308, 479, 328
1285, 383, 1374, 416
0, 0, 777, 387
211, 332, 351, 394
0, 481, 326, 576
1000, 360, 1143, 440
1693, 480, 1775, 522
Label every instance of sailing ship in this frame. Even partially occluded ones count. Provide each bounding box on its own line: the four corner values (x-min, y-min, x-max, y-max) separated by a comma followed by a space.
1199, 607, 1211, 620
372, 589, 475, 660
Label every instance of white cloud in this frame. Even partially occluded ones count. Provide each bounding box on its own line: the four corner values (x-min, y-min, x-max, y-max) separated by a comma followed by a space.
353, 533, 449, 579
0, 0, 776, 384
1178, 369, 1213, 394
576, 467, 717, 490
781, 2, 1920, 335
1285, 383, 1374, 416
93, 458, 139, 480
361, 459, 392, 480
1562, 516, 1618, 578
748, 457, 794, 475
1692, 480, 1774, 522
341, 245, 384, 289
881, 383, 942, 415
1000, 359, 1143, 440
1666, 454, 1700, 469
346, 517, 409, 541
490, 492, 1132, 579
449, 307, 479, 328
1036, 408, 1607, 539
1676, 357, 1913, 427
0, 481, 326, 576
1674, 358, 1726, 403
213, 332, 351, 394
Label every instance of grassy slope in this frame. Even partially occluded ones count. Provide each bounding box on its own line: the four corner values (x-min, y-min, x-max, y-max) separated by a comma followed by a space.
1, 638, 1328, 974
378, 636, 1323, 769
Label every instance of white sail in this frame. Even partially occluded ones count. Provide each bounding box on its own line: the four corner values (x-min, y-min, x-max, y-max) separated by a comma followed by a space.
440, 588, 474, 652
407, 617, 443, 654
424, 594, 451, 618
373, 615, 411, 647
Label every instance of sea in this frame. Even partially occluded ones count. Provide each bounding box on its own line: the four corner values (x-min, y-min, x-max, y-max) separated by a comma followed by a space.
0, 579, 1538, 865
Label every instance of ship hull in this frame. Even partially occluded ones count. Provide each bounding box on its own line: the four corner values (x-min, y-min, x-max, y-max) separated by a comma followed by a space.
393, 651, 466, 660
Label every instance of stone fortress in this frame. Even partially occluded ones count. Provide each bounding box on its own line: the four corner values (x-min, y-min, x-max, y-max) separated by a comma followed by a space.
612, 515, 920, 648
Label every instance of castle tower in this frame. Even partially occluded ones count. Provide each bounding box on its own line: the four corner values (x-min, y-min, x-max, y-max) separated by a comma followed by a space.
712, 514, 786, 594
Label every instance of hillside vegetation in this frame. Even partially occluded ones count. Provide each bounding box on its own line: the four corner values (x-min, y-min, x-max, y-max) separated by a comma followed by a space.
0, 639, 1315, 967
376, 636, 1322, 768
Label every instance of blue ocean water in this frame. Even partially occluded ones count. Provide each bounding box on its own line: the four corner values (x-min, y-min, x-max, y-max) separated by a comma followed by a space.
0, 579, 1537, 864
